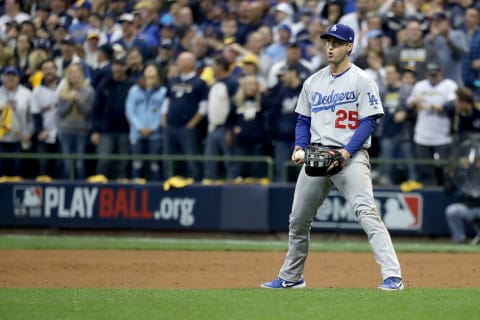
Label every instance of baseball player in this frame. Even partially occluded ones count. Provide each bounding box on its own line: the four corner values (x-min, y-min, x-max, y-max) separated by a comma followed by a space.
261, 24, 404, 290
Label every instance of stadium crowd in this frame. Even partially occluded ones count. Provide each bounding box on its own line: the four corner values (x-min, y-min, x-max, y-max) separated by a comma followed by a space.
0, 0, 479, 186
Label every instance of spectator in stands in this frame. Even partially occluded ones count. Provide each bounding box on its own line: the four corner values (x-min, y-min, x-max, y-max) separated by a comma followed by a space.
91, 43, 113, 88
13, 32, 32, 86
239, 54, 267, 90
376, 64, 419, 186
320, 0, 345, 26
462, 7, 480, 98
162, 51, 208, 181
337, 0, 374, 58
425, 12, 468, 86
235, 0, 265, 45
68, 0, 92, 44
363, 49, 386, 96
153, 38, 176, 82
443, 86, 480, 243
26, 47, 48, 89
101, 12, 122, 45
444, 137, 480, 245
0, 38, 14, 73
264, 24, 291, 65
407, 62, 458, 186
134, 0, 160, 50
83, 29, 100, 69
220, 17, 238, 45
0, 66, 32, 180
380, 0, 412, 47
298, 16, 327, 73
0, 0, 30, 36
227, 75, 267, 181
126, 63, 166, 183
448, 0, 478, 30
31, 59, 61, 182
267, 42, 311, 89
49, 0, 73, 29
386, 19, 440, 80
202, 55, 238, 184
445, 86, 480, 141
54, 35, 91, 79
272, 3, 294, 40
114, 13, 150, 61
125, 46, 144, 83
463, 6, 480, 44
90, 57, 134, 182
267, 64, 302, 182
107, 0, 131, 18
354, 29, 386, 70
57, 62, 94, 180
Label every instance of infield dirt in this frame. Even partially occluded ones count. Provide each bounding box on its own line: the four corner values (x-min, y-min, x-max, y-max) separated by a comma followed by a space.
1, 250, 479, 288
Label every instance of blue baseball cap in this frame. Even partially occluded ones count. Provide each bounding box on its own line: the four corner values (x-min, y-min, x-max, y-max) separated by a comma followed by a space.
320, 23, 355, 43
3, 66, 19, 76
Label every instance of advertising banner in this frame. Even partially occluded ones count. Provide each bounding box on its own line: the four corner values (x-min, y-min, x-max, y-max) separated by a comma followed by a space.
2, 183, 222, 230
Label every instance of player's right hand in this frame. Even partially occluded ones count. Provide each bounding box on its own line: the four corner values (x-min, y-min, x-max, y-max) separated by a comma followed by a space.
292, 146, 305, 165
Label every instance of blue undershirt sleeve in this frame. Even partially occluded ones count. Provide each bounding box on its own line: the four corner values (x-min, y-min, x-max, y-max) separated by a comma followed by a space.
295, 114, 311, 150
344, 115, 378, 156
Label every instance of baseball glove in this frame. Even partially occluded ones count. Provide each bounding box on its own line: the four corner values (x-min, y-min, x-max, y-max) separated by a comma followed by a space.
304, 144, 346, 176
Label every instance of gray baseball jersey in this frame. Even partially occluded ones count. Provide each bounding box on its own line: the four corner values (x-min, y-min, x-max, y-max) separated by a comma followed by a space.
276, 64, 402, 285
296, 64, 384, 148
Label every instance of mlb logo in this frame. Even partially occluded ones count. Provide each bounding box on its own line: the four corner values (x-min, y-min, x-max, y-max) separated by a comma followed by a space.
14, 186, 42, 208
382, 193, 423, 230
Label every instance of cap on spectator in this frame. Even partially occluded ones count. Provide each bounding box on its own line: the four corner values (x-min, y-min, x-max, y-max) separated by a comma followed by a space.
118, 13, 134, 23
426, 61, 441, 73
112, 43, 127, 59
3, 66, 19, 76
72, 0, 92, 10
241, 54, 259, 67
98, 44, 114, 60
366, 29, 383, 40
299, 7, 313, 16
432, 12, 448, 21
320, 23, 355, 43
87, 29, 100, 40
278, 64, 298, 76
275, 3, 294, 16
160, 38, 174, 49
135, 0, 159, 10
61, 36, 76, 45
37, 3, 51, 12
279, 24, 292, 34
5, 20, 18, 28
402, 64, 416, 74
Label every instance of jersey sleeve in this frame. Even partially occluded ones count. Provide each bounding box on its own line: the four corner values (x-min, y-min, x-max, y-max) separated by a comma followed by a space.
294, 81, 311, 117
357, 78, 384, 119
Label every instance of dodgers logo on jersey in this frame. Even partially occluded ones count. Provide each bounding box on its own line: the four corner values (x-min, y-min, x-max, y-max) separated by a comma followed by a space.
311, 90, 358, 113
367, 92, 379, 109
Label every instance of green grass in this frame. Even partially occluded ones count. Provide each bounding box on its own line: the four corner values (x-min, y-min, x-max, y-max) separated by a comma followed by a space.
1, 234, 480, 253
1, 234, 479, 320
1, 288, 479, 320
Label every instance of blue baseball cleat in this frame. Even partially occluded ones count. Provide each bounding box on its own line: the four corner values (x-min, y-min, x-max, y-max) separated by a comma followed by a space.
261, 277, 306, 289
377, 277, 404, 291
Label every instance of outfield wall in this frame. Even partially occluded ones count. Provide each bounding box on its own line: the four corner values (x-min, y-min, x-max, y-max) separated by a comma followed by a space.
0, 182, 457, 236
